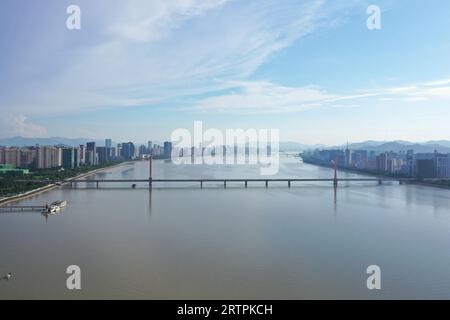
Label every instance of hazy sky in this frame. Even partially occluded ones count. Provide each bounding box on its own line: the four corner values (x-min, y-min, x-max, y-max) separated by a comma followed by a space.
1, 0, 450, 144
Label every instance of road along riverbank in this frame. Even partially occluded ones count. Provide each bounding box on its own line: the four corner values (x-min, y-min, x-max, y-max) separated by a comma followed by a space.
0, 162, 130, 207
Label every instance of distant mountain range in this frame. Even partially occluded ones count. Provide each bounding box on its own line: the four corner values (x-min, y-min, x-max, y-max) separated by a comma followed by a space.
341, 140, 450, 153
279, 142, 326, 151
1, 137, 450, 153
0, 137, 321, 150
281, 140, 450, 153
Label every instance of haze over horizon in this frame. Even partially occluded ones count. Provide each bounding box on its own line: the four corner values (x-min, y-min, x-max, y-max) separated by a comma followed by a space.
1, 0, 450, 144
2, 135, 450, 151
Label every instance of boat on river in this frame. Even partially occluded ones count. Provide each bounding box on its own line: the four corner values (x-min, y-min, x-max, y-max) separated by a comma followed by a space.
42, 200, 67, 215
52, 200, 67, 208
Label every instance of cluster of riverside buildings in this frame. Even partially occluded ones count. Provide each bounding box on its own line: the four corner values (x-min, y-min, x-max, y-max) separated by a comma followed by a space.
0, 139, 174, 172
303, 147, 450, 179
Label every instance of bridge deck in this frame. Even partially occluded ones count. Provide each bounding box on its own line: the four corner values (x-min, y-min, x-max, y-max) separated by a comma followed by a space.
11, 178, 450, 190
0, 205, 46, 212
15, 178, 445, 183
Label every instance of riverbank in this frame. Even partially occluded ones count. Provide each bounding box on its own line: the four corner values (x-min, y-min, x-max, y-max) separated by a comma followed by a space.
0, 161, 130, 206
302, 159, 450, 190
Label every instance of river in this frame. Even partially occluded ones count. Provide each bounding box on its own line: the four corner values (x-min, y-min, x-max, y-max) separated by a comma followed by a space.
1, 156, 450, 299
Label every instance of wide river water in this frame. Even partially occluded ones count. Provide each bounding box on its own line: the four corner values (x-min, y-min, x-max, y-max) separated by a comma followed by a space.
1, 156, 450, 299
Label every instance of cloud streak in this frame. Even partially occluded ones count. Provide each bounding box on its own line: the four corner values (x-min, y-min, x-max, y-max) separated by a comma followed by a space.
190, 78, 450, 114
106, 0, 231, 43
0, 0, 331, 116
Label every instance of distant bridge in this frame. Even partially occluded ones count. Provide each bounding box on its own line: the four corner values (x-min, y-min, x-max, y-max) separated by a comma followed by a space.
10, 157, 450, 189
11, 177, 450, 189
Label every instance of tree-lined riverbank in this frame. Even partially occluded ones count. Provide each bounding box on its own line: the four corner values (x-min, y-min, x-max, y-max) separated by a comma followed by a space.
0, 161, 128, 205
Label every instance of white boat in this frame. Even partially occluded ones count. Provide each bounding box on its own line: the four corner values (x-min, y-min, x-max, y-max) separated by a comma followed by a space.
42, 200, 67, 214
52, 200, 67, 207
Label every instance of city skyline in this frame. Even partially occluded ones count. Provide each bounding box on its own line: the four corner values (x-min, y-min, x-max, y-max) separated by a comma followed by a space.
1, 0, 450, 144
3, 136, 450, 181
2, 135, 450, 150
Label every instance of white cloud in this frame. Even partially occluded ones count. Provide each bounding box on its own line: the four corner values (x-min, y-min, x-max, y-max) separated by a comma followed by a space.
419, 86, 450, 99
423, 78, 450, 87
4, 0, 447, 121
0, 114, 48, 138
0, 0, 331, 117
403, 97, 428, 102
385, 86, 417, 93
194, 81, 335, 114
106, 0, 230, 43
190, 78, 450, 114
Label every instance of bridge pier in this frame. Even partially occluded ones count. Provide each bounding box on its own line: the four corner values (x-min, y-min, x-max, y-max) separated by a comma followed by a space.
265, 180, 269, 188
378, 180, 382, 185
288, 180, 291, 188
96, 181, 99, 189
245, 181, 248, 188
224, 181, 227, 189
200, 181, 203, 189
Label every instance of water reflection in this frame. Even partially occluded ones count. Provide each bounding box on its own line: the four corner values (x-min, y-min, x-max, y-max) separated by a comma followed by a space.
148, 188, 153, 216
333, 186, 338, 215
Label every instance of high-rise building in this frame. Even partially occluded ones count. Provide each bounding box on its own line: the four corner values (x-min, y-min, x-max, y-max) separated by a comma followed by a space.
54, 147, 62, 167
416, 159, 436, 178
414, 153, 436, 178
139, 145, 147, 157
376, 152, 388, 172
79, 145, 86, 165
147, 141, 153, 155
406, 150, 415, 177
74, 147, 80, 168
105, 139, 113, 161
345, 142, 352, 167
0, 147, 5, 164
154, 144, 162, 156
164, 141, 173, 158
36, 146, 45, 169
436, 153, 450, 178
3, 148, 21, 167
62, 148, 76, 169
35, 146, 61, 169
120, 142, 135, 160
20, 148, 37, 168
351, 150, 368, 169
97, 147, 107, 164
86, 142, 97, 165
